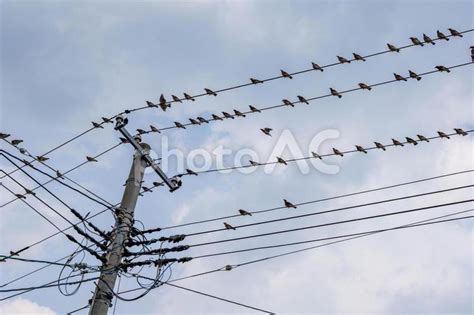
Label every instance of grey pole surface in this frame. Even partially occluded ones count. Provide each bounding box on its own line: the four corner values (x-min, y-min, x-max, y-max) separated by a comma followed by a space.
89, 143, 150, 315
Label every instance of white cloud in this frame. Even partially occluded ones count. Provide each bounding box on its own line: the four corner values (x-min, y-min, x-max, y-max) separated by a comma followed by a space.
0, 298, 56, 315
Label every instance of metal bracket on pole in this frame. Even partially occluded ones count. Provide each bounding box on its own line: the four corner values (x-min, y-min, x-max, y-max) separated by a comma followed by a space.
114, 116, 180, 192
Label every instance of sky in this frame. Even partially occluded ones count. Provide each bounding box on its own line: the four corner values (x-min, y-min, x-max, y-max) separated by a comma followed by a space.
0, 0, 473, 314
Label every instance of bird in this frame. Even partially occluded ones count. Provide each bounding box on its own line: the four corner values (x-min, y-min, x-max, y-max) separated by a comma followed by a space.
19, 148, 27, 154
280, 69, 293, 79
86, 156, 98, 162
238, 209, 252, 216
15, 194, 26, 199
189, 118, 200, 125
260, 128, 272, 136
124, 109, 131, 114
333, 148, 344, 156
284, 199, 297, 209
392, 138, 404, 146
36, 156, 49, 162
172, 95, 182, 103
297, 95, 309, 104
223, 222, 236, 230
136, 128, 147, 135
174, 122, 186, 129
374, 142, 386, 151
276, 157, 287, 165
0, 132, 10, 139
153, 181, 164, 187
142, 186, 152, 193
471, 46, 474, 62
406, 137, 418, 145
101, 117, 113, 124
454, 128, 468, 136
312, 62, 324, 71
394, 73, 407, 81
183, 93, 195, 101
410, 36, 424, 46
408, 70, 422, 81
437, 131, 450, 139
11, 139, 23, 146
282, 99, 294, 107
186, 169, 198, 176
435, 65, 450, 73
423, 34, 435, 45
197, 117, 209, 124
92, 122, 103, 129
437, 30, 449, 41
249, 160, 260, 166
159, 94, 169, 112
24, 188, 36, 196
119, 137, 129, 143
387, 43, 400, 52
204, 88, 217, 96
250, 78, 263, 84
337, 55, 350, 64
249, 105, 261, 113
355, 145, 367, 154
56, 170, 64, 179
222, 112, 234, 119
448, 28, 462, 37
358, 83, 372, 91
417, 134, 429, 142
311, 151, 322, 159
150, 125, 160, 133
353, 53, 366, 61
330, 88, 342, 98
212, 114, 223, 121
234, 110, 246, 118
146, 101, 158, 108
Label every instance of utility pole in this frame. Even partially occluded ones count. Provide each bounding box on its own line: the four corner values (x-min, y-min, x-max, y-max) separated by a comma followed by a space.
89, 115, 180, 315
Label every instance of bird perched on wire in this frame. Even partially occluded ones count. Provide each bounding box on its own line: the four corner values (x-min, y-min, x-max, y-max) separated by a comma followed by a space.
387, 43, 400, 52
374, 142, 386, 151
238, 209, 252, 216
435, 65, 450, 73
172, 95, 182, 103
56, 170, 65, 179
353, 53, 366, 62
19, 148, 27, 154
358, 83, 372, 91
101, 117, 113, 124
448, 28, 462, 37
142, 186, 153, 193
24, 188, 36, 196
284, 199, 297, 209
437, 131, 450, 139
260, 128, 272, 136
189, 118, 200, 125
312, 62, 324, 71
92, 122, 103, 129
392, 139, 404, 147
197, 117, 209, 124
205, 88, 217, 96
276, 157, 287, 165
280, 69, 293, 79
0, 132, 10, 139
11, 139, 23, 146
437, 30, 449, 41
15, 194, 26, 199
250, 78, 263, 84
423, 34, 435, 45
146, 101, 158, 108
297, 95, 309, 104
223, 222, 236, 230
355, 145, 367, 154
330, 88, 342, 98
150, 125, 160, 133
222, 112, 234, 119
36, 156, 49, 162
394, 73, 407, 81
249, 105, 261, 113
454, 128, 468, 136
249, 160, 260, 166
186, 169, 198, 176
410, 36, 424, 46
417, 134, 429, 142
119, 137, 129, 143
153, 181, 164, 187
159, 94, 169, 112
174, 122, 186, 129
86, 156, 98, 162
234, 110, 246, 118
337, 55, 350, 64
408, 70, 422, 81
470, 46, 474, 62
311, 151, 322, 159
136, 128, 147, 135
183, 93, 195, 101
212, 114, 223, 121
282, 99, 294, 107
406, 137, 418, 145
333, 148, 344, 156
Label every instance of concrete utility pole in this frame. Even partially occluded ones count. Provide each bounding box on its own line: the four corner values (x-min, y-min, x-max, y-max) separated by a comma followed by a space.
88, 142, 150, 315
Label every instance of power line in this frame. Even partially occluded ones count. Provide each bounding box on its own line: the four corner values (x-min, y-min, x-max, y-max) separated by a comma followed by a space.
189, 199, 473, 248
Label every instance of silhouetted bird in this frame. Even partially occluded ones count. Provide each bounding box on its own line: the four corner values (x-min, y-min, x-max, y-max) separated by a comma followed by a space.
337, 56, 350, 64
276, 157, 287, 165
234, 110, 245, 117
146, 101, 158, 108
159, 94, 169, 112
417, 134, 429, 142
183, 93, 195, 101
189, 118, 200, 125
212, 114, 223, 121
11, 139, 23, 146
423, 34, 435, 45
355, 145, 367, 154
224, 222, 236, 230
282, 99, 294, 107
150, 125, 160, 133
312, 62, 324, 71
92, 122, 103, 129
249, 160, 259, 166
406, 137, 418, 145
297, 95, 309, 104
172, 95, 182, 103
410, 37, 424, 46
174, 122, 186, 129
0, 133, 10, 139
394, 73, 407, 81
392, 139, 404, 147
101, 117, 113, 124
311, 152, 322, 159
409, 70, 422, 81
24, 188, 36, 196
249, 105, 261, 113
454, 128, 468, 136
186, 169, 198, 176
238, 209, 252, 216
374, 142, 386, 151
438, 131, 450, 139
36, 156, 49, 162
260, 128, 272, 136
250, 78, 263, 84
136, 128, 147, 135
387, 43, 400, 52
197, 117, 209, 124
470, 46, 474, 62
353, 53, 366, 61
284, 199, 297, 208
222, 112, 234, 119
435, 65, 450, 73
333, 148, 344, 156
437, 30, 449, 41
448, 28, 462, 37
358, 83, 372, 90
15, 194, 26, 199
86, 156, 98, 162
330, 88, 342, 98
280, 69, 293, 79
205, 88, 217, 96
56, 170, 64, 179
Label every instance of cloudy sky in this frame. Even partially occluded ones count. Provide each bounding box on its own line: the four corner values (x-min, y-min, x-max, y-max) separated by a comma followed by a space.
0, 0, 473, 314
